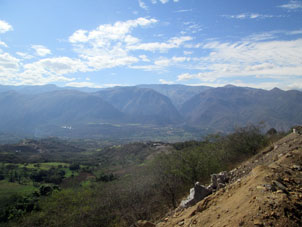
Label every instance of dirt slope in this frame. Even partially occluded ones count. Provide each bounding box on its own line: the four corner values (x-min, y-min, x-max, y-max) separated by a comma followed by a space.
156, 133, 302, 227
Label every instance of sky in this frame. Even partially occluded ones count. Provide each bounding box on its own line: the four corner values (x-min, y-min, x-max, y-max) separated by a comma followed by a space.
0, 0, 302, 90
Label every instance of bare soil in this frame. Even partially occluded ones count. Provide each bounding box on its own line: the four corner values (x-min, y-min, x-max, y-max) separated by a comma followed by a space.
156, 133, 302, 227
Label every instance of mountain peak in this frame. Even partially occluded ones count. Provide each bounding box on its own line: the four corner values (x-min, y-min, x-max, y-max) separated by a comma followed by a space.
224, 84, 237, 88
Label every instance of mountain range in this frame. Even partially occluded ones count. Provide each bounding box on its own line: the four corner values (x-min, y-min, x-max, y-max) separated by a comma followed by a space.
0, 84, 301, 140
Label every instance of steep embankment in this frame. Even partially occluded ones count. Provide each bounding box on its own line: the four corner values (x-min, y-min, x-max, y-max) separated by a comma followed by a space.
156, 133, 302, 227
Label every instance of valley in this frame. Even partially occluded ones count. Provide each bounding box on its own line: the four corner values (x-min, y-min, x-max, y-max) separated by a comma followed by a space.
0, 84, 301, 141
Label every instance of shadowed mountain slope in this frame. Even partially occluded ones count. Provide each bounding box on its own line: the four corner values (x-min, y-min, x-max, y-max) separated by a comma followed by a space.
97, 86, 183, 125
180, 86, 302, 132
137, 84, 211, 110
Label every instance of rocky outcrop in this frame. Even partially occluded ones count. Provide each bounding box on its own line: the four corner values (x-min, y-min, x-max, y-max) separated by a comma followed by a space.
157, 133, 302, 227
208, 171, 229, 191
180, 182, 212, 208
137, 220, 156, 227
180, 171, 229, 208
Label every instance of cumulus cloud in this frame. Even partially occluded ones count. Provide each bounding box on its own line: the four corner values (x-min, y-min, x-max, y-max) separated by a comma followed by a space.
23, 57, 87, 76
159, 0, 169, 3
0, 52, 20, 74
68, 17, 158, 71
0, 20, 13, 33
31, 45, 52, 56
278, 0, 302, 10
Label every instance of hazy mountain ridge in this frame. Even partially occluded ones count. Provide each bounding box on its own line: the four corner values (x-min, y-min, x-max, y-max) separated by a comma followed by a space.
181, 86, 302, 132
97, 86, 183, 125
137, 84, 210, 109
0, 84, 301, 139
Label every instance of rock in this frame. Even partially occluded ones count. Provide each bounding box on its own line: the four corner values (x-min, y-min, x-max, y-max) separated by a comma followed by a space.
253, 219, 263, 226
256, 185, 266, 191
239, 220, 245, 226
180, 182, 212, 208
210, 171, 229, 190
273, 180, 287, 191
137, 220, 156, 227
178, 219, 185, 226
291, 164, 302, 171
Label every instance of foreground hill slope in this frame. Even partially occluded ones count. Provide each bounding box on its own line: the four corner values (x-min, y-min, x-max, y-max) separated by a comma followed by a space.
157, 132, 302, 227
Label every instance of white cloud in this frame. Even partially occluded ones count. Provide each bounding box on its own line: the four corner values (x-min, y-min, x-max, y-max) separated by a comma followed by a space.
151, 0, 157, 3
0, 41, 8, 47
177, 37, 302, 88
23, 57, 87, 76
0, 20, 13, 34
175, 9, 192, 13
16, 52, 34, 60
131, 56, 190, 71
288, 30, 302, 35
127, 36, 192, 52
173, 0, 179, 2
0, 52, 20, 74
223, 13, 276, 20
31, 45, 52, 56
278, 0, 302, 10
0, 50, 80, 85
69, 17, 157, 44
138, 0, 148, 10
159, 79, 174, 84
69, 18, 157, 71
159, 0, 169, 3
184, 51, 193, 55
65, 81, 103, 88
139, 54, 150, 62
69, 30, 89, 43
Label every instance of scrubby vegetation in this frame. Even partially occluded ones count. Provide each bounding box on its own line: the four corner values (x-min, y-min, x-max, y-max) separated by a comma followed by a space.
0, 125, 285, 227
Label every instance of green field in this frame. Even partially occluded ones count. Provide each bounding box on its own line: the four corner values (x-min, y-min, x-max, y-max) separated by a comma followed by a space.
0, 180, 35, 201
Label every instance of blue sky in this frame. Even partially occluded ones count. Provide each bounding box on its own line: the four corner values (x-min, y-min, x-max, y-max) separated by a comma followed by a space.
0, 0, 302, 90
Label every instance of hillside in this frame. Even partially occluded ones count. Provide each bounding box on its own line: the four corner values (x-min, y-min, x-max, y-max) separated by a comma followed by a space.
97, 86, 183, 125
137, 84, 210, 110
155, 132, 302, 227
181, 86, 302, 132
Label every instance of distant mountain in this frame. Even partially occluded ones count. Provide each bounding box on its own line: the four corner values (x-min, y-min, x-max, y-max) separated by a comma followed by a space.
137, 84, 210, 109
0, 84, 301, 139
180, 86, 302, 132
0, 90, 124, 135
97, 86, 183, 125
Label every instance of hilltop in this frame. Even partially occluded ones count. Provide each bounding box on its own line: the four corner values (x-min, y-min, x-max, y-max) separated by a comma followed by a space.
154, 132, 302, 227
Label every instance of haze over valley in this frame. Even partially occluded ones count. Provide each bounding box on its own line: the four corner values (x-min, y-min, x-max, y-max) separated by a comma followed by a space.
0, 84, 302, 142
